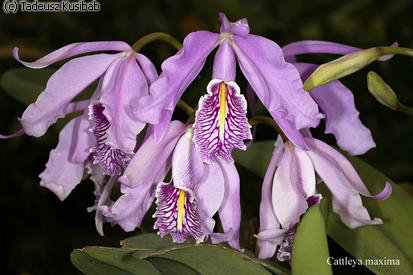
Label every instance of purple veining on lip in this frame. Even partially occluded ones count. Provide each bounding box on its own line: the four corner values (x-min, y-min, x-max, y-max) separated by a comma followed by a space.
89, 103, 131, 175
277, 225, 296, 264
153, 181, 204, 243
193, 79, 252, 163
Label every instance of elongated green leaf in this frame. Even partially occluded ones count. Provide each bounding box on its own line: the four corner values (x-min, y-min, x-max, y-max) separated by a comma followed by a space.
71, 249, 134, 275
148, 245, 273, 275
234, 140, 413, 274
121, 233, 193, 250
72, 246, 161, 274
148, 257, 199, 274
72, 242, 288, 275
292, 204, 332, 275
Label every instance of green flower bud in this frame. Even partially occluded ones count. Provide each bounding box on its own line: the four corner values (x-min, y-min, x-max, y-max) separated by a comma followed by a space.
367, 71, 400, 110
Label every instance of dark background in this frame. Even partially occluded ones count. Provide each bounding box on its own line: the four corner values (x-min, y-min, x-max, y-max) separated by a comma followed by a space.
1, 0, 412, 274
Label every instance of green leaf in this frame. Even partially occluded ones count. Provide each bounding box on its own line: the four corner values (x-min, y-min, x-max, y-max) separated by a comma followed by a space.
1, 68, 56, 105
121, 233, 193, 250
72, 233, 289, 274
292, 204, 333, 275
145, 245, 274, 275
71, 247, 161, 274
234, 140, 413, 275
147, 257, 199, 274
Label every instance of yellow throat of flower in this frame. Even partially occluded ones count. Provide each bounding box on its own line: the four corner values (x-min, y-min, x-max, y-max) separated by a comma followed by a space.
177, 190, 186, 232
218, 82, 228, 140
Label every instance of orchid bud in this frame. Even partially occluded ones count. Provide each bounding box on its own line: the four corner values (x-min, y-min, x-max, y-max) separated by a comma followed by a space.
367, 71, 400, 110
304, 48, 381, 91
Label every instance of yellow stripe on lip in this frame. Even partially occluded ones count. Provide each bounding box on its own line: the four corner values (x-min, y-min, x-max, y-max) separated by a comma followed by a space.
177, 190, 186, 232
218, 82, 228, 140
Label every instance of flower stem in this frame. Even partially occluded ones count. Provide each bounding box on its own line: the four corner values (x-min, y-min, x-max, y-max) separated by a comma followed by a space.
249, 116, 287, 140
131, 32, 183, 52
398, 104, 413, 115
177, 100, 195, 116
377, 47, 413, 58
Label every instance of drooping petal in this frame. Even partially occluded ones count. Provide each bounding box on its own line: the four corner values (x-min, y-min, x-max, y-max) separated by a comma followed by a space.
154, 182, 205, 243
233, 35, 322, 129
103, 146, 171, 231
256, 137, 287, 259
69, 111, 94, 163
306, 140, 384, 228
39, 117, 89, 201
212, 158, 241, 250
194, 162, 225, 235
93, 175, 117, 236
308, 138, 391, 200
135, 53, 158, 85
135, 31, 220, 140
282, 40, 398, 63
219, 13, 250, 37
0, 129, 25, 139
13, 41, 131, 69
172, 128, 205, 190
99, 54, 147, 154
272, 143, 308, 229
294, 62, 375, 155
213, 40, 236, 81
291, 145, 316, 198
193, 80, 252, 163
20, 53, 122, 137
282, 40, 360, 62
119, 120, 186, 187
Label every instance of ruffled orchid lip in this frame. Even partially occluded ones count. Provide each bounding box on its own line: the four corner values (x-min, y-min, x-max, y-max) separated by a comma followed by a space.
153, 181, 205, 243
193, 79, 252, 164
89, 102, 132, 175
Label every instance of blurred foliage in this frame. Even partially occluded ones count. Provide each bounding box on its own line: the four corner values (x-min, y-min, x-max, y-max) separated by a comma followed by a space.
0, 0, 412, 274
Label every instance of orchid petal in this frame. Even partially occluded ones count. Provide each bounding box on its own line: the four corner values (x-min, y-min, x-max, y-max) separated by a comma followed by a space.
213, 40, 236, 81
219, 13, 250, 37
136, 53, 158, 85
20, 53, 122, 137
194, 163, 225, 234
135, 31, 220, 140
291, 145, 316, 198
294, 62, 376, 155
94, 175, 117, 236
39, 117, 88, 201
119, 120, 186, 187
69, 112, 94, 163
282, 40, 398, 62
306, 140, 384, 228
213, 158, 241, 250
105, 147, 172, 232
100, 55, 147, 154
257, 137, 286, 259
0, 129, 25, 139
172, 128, 205, 190
233, 35, 322, 129
282, 40, 360, 61
272, 143, 308, 229
13, 41, 130, 69
309, 138, 391, 200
